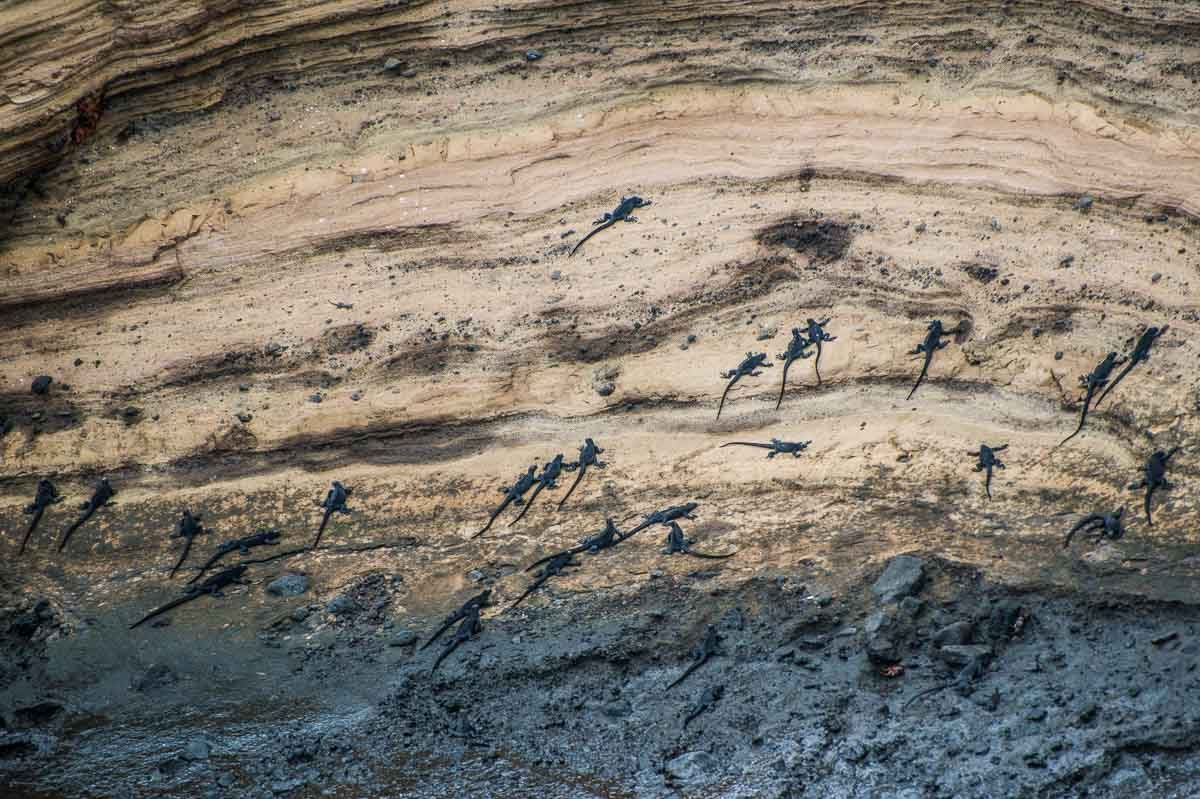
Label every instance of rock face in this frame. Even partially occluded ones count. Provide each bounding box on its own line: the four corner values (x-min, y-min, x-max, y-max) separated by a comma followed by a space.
4, 1, 1200, 796
267, 574, 309, 597
872, 556, 926, 604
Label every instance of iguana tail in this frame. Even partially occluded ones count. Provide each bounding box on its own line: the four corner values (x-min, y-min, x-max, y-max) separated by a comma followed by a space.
814, 341, 824, 386
472, 500, 510, 539
776, 360, 792, 410
311, 507, 334, 550
556, 467, 587, 510
720, 442, 774, 451
667, 659, 703, 691
1093, 361, 1135, 408
985, 468, 993, 500
169, 535, 193, 578
129, 594, 196, 629
525, 548, 575, 572
902, 683, 950, 711
19, 507, 45, 556
508, 576, 549, 610
187, 550, 225, 585
907, 356, 932, 401
57, 507, 96, 552
1145, 487, 1155, 525
508, 482, 546, 527
716, 377, 737, 420
431, 637, 467, 674
1058, 388, 1096, 447
568, 220, 613, 257
1063, 516, 1098, 549
420, 618, 457, 651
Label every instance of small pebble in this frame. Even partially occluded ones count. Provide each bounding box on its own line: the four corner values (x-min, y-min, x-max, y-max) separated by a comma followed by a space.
525, 50, 543, 62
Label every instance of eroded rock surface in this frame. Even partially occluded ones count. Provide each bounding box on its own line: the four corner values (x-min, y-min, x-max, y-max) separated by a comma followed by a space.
3, 1, 1200, 796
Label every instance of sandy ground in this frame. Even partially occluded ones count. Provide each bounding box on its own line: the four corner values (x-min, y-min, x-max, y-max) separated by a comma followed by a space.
2, 0, 1200, 796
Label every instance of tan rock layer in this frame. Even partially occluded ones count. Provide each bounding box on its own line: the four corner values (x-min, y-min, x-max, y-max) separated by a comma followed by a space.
2, 0, 1200, 612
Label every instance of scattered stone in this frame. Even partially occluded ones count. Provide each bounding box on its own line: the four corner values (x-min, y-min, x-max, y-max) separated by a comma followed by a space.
182, 738, 211, 761
939, 644, 992, 667
236, 413, 253, 423
383, 57, 405, 73
238, 383, 251, 392
30, 376, 52, 395
1059, 255, 1075, 268
962, 263, 998, 283
350, 392, 362, 401
325, 595, 358, 615
592, 364, 619, 397
1055, 351, 1064, 360
525, 50, 543, 62
388, 630, 418, 647
989, 217, 1002, 231
872, 555, 926, 603
131, 663, 177, 693
309, 393, 323, 404
267, 575, 309, 597
550, 270, 562, 281
1151, 272, 1162, 283
914, 222, 927, 233
290, 607, 311, 623
1073, 194, 1094, 213
934, 621, 974, 647
755, 323, 778, 341
867, 634, 901, 665
665, 751, 716, 786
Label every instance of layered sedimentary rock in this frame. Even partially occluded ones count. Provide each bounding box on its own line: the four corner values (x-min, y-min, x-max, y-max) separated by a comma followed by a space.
2, 0, 1200, 795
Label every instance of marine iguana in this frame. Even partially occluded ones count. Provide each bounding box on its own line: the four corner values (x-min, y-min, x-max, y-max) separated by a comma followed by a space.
799, 317, 836, 386
524, 517, 624, 572
668, 625, 723, 690
474, 465, 538, 539
568, 195, 651, 257
902, 653, 988, 711
663, 522, 735, 559
683, 684, 724, 728
188, 529, 280, 584
168, 509, 206, 578
129, 564, 248, 629
719, 438, 811, 458
775, 329, 809, 410
58, 478, 115, 552
1131, 447, 1180, 525
619, 502, 699, 542
431, 605, 483, 674
969, 443, 1008, 499
313, 481, 351, 550
1059, 352, 1122, 446
20, 479, 61, 556
1063, 507, 1126, 549
509, 552, 577, 610
509, 454, 573, 527
717, 352, 772, 419
1094, 325, 1166, 408
907, 320, 959, 400
557, 438, 606, 510
420, 590, 492, 651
